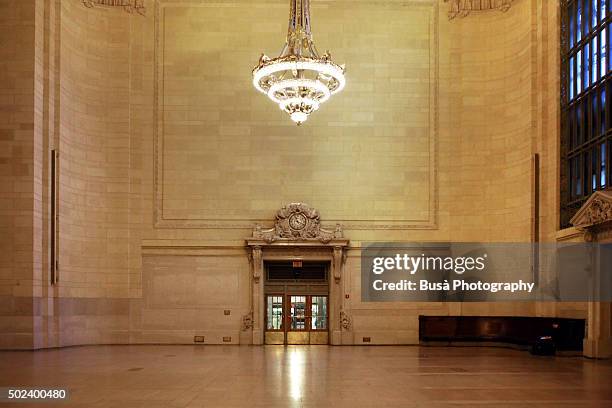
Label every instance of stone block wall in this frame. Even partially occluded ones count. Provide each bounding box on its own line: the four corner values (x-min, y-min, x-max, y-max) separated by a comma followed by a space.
0, 0, 37, 349
0, 0, 588, 348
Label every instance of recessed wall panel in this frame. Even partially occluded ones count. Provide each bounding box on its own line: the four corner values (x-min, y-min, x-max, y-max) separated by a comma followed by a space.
155, 0, 438, 229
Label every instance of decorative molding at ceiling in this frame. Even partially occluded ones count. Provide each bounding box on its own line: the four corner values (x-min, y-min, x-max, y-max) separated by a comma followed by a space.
82, 0, 146, 15
444, 0, 514, 20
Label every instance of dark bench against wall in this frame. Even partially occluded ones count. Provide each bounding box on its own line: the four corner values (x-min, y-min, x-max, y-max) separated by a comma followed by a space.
419, 316, 586, 351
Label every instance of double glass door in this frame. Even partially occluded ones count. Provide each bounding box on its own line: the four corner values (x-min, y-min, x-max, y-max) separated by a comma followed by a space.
265, 294, 328, 345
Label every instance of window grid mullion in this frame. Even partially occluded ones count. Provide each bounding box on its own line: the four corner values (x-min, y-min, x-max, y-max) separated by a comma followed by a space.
568, 13, 612, 56
605, 137, 612, 187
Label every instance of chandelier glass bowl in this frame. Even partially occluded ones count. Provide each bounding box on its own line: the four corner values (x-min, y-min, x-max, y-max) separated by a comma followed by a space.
252, 0, 346, 125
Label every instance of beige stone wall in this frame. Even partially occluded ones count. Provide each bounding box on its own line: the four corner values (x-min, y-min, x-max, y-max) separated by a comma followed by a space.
0, 0, 589, 348
437, 0, 538, 326
445, 0, 534, 243
1, 0, 135, 349
52, 1, 132, 346
156, 2, 435, 228
0, 0, 37, 349
131, 252, 250, 344
59, 0, 131, 299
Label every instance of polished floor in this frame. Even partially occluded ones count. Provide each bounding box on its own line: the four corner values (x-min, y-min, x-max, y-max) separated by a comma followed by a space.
1, 345, 611, 407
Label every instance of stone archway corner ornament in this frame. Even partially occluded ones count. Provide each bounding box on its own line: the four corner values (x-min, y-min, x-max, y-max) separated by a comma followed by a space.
252, 203, 344, 244
444, 0, 514, 20
571, 190, 612, 230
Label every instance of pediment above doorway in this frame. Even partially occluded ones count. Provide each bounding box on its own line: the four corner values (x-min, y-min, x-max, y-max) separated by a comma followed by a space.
571, 190, 612, 230
245, 204, 349, 284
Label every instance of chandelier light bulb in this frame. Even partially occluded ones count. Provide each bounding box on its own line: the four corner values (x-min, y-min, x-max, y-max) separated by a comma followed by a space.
252, 0, 346, 125
290, 112, 309, 124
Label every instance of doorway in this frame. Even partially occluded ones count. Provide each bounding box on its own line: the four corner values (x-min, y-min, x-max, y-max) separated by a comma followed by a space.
264, 262, 329, 345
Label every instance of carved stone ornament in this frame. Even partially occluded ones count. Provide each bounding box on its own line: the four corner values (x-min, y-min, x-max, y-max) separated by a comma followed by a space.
444, 0, 514, 20
250, 246, 263, 283
571, 190, 612, 229
252, 203, 343, 244
333, 246, 344, 283
340, 309, 352, 331
241, 313, 254, 331
82, 0, 146, 15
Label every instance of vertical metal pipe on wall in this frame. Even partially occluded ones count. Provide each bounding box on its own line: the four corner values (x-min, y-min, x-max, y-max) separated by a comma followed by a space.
50, 150, 58, 285
532, 153, 540, 286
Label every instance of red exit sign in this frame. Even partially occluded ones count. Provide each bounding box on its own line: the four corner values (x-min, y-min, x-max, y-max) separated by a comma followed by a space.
292, 260, 303, 268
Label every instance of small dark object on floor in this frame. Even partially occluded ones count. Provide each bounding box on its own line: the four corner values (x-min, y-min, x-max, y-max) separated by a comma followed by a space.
530, 336, 556, 356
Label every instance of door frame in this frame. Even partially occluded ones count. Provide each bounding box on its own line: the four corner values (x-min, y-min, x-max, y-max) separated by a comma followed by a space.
246, 241, 349, 346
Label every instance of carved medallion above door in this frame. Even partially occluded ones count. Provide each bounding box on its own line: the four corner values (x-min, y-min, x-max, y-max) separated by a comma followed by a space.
253, 203, 343, 243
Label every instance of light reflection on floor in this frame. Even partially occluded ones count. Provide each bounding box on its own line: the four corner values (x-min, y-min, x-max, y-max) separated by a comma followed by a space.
288, 347, 305, 401
0, 345, 611, 407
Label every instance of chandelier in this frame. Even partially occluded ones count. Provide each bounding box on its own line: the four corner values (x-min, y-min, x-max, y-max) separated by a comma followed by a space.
252, 0, 346, 125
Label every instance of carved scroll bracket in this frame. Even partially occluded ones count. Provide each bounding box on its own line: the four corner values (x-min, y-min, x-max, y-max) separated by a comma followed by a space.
444, 0, 514, 20
332, 245, 346, 284
250, 245, 263, 283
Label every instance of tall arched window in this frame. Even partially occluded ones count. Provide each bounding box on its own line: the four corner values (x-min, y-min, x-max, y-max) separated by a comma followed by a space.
561, 0, 611, 227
